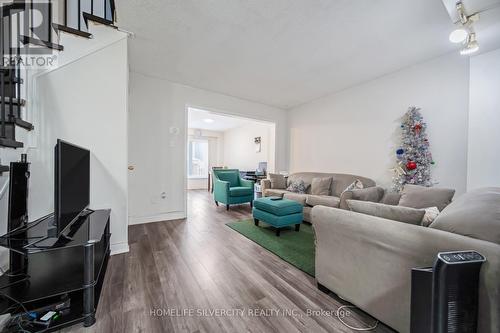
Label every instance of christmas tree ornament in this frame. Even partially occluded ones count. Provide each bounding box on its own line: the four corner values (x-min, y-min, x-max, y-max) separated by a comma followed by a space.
390, 161, 407, 177
406, 161, 417, 170
391, 107, 435, 192
414, 123, 422, 134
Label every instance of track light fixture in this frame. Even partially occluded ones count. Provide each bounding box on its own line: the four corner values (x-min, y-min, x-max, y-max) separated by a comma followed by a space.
449, 1, 480, 55
460, 33, 479, 55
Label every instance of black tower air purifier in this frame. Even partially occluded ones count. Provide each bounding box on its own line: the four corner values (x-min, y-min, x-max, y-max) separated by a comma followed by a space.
410, 251, 485, 333
432, 251, 485, 333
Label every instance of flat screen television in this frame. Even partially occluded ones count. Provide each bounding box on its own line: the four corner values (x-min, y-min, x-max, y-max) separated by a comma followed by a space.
54, 139, 90, 236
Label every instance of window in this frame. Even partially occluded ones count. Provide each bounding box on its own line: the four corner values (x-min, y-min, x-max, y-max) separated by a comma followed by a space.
187, 139, 209, 178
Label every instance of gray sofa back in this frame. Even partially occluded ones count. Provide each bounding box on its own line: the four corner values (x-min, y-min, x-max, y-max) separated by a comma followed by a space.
287, 172, 376, 197
430, 187, 500, 245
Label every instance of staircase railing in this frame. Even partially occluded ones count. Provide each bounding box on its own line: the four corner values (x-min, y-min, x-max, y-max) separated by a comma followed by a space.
65, 0, 116, 31
0, 0, 116, 151
1, 3, 26, 147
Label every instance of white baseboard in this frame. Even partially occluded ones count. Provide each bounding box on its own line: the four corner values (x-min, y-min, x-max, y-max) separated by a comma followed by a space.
110, 242, 130, 255
128, 211, 186, 225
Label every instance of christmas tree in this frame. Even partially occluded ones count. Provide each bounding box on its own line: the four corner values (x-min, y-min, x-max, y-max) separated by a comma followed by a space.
392, 107, 435, 192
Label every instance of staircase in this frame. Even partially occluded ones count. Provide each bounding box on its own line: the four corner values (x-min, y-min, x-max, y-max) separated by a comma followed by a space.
0, 0, 116, 174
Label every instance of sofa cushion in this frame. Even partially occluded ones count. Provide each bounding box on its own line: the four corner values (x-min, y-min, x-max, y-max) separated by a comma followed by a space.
311, 177, 333, 196
430, 188, 500, 245
347, 200, 426, 225
216, 170, 239, 187
303, 206, 312, 223
268, 173, 286, 189
350, 186, 385, 203
229, 186, 253, 197
253, 197, 303, 216
286, 172, 376, 197
306, 195, 340, 208
380, 192, 402, 206
339, 186, 385, 210
398, 185, 455, 212
283, 192, 308, 206
264, 189, 288, 197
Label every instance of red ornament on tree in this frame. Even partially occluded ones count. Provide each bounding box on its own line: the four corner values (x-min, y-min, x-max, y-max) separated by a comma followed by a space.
414, 123, 422, 134
406, 161, 417, 170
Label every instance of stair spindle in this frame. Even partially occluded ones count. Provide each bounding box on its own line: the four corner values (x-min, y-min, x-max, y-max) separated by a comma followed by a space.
30, 0, 34, 38
48, 0, 52, 46
17, 12, 20, 106
1, 16, 5, 139
78, 0, 81, 31
64, 0, 67, 26
7, 14, 13, 121
110, 0, 115, 21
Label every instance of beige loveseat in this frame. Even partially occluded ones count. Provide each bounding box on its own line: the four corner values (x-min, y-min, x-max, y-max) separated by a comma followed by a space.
312, 187, 500, 333
260, 172, 379, 222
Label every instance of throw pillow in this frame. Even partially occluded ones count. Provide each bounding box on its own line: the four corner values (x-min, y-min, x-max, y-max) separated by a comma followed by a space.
380, 192, 402, 206
268, 173, 287, 189
350, 186, 385, 203
398, 185, 455, 212
430, 188, 500, 245
311, 177, 333, 196
347, 200, 426, 225
286, 180, 308, 194
343, 179, 364, 193
421, 207, 439, 227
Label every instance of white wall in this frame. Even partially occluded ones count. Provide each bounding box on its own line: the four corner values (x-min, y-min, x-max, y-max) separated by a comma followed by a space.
223, 122, 276, 172
468, 48, 500, 190
289, 53, 470, 194
30, 38, 129, 254
128, 72, 288, 224
0, 26, 129, 267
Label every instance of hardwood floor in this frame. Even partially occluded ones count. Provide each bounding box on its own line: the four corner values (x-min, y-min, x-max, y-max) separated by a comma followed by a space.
65, 190, 395, 333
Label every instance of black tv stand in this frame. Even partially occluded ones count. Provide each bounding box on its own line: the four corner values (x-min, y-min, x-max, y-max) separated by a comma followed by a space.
0, 209, 111, 332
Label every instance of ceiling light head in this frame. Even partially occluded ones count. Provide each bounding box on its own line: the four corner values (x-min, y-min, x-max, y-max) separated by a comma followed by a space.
449, 28, 468, 43
203, 118, 215, 123
456, 2, 469, 25
460, 33, 479, 55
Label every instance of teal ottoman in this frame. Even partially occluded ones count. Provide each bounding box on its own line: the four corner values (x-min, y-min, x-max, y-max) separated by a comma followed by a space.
252, 197, 303, 236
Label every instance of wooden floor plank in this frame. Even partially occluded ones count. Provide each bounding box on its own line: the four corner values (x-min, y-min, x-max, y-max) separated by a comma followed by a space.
64, 190, 395, 333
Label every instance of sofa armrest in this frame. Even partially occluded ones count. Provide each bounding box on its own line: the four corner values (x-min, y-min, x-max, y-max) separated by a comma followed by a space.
261, 179, 271, 194
213, 179, 230, 201
339, 186, 384, 209
312, 206, 500, 333
239, 177, 255, 189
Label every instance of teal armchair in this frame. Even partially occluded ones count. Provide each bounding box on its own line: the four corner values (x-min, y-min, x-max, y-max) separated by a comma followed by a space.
213, 169, 254, 210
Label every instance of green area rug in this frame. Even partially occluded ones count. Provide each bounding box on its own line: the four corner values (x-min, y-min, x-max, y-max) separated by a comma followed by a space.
226, 219, 315, 276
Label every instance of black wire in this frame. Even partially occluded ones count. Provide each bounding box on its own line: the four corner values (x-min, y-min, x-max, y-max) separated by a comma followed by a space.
0, 291, 28, 315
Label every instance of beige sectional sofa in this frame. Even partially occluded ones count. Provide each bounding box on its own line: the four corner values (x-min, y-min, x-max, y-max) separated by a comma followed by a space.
261, 172, 380, 222
312, 187, 500, 333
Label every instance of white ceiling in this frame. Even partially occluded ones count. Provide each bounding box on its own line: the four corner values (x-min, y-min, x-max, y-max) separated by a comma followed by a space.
188, 107, 271, 131
118, 0, 500, 109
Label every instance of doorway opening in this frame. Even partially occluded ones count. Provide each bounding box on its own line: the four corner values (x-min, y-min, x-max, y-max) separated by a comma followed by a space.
186, 107, 276, 212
